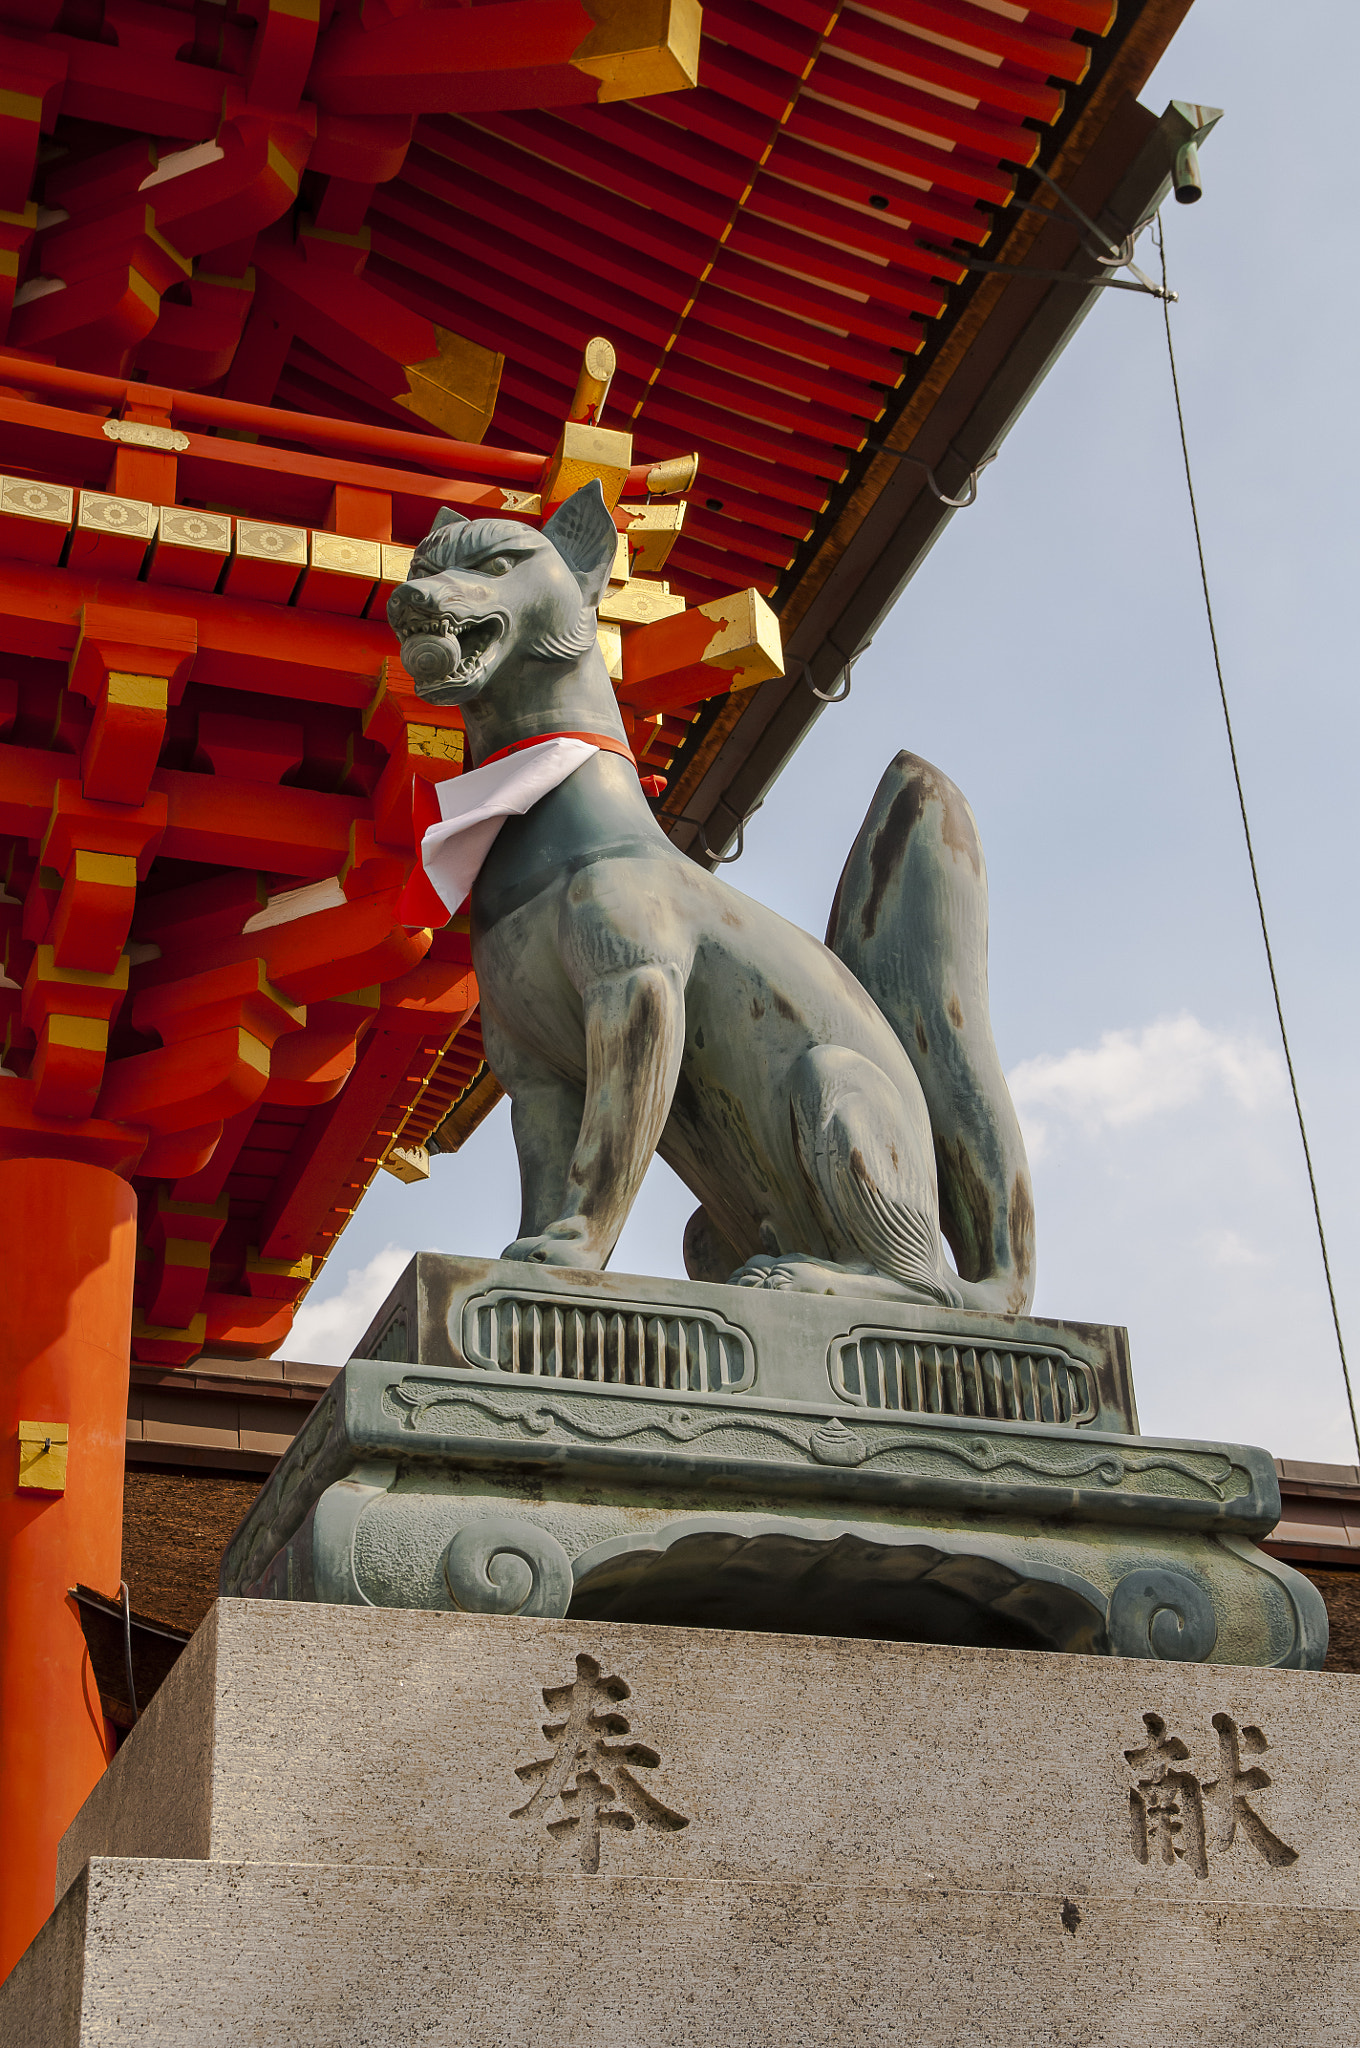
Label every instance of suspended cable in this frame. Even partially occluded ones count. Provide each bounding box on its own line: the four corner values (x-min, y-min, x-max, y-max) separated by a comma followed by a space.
120, 1580, 139, 1725
1155, 215, 1360, 1462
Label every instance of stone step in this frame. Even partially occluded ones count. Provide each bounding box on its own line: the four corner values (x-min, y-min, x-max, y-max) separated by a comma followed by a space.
11, 1857, 1360, 2048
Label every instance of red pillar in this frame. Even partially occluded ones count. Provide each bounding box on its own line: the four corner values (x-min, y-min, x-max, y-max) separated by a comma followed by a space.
0, 1158, 136, 1982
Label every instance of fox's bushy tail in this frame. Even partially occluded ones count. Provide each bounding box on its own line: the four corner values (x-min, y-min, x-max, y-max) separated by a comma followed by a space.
826, 751, 1035, 1314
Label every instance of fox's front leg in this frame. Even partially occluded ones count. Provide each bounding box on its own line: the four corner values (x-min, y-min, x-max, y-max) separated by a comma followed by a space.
501, 961, 685, 1270
480, 1002, 586, 1238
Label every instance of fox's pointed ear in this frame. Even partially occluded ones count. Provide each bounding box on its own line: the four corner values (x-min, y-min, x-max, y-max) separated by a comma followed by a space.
431, 506, 468, 532
543, 480, 619, 610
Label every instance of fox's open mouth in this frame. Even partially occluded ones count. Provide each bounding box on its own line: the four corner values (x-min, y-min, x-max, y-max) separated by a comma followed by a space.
398, 611, 507, 699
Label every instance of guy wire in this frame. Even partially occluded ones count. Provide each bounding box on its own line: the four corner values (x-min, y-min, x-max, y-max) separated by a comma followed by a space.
1156, 214, 1360, 1461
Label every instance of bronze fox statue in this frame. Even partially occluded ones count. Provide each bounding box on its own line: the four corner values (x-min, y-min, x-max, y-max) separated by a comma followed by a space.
388, 481, 1035, 1312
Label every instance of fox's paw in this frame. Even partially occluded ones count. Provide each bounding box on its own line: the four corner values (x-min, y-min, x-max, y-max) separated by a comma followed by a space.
731, 1252, 829, 1293
501, 1222, 601, 1270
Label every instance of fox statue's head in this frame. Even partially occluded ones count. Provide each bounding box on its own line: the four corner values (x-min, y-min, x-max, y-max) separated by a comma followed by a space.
386, 479, 620, 707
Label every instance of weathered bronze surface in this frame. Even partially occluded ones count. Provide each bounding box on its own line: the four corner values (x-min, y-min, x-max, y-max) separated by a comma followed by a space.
219, 1253, 1327, 1669
389, 483, 1033, 1313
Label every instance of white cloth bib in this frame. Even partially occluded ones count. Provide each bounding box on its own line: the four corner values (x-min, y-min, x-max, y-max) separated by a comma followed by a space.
419, 736, 598, 914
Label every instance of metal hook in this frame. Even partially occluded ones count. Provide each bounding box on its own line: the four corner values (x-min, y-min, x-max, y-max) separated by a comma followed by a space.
1086, 218, 1167, 297
926, 451, 997, 509
693, 797, 763, 865
1089, 230, 1136, 269
801, 631, 872, 704
928, 171, 1177, 302
1047, 180, 1167, 297
695, 818, 742, 863
863, 443, 998, 509
657, 790, 767, 863
990, 177, 1139, 270
806, 662, 851, 704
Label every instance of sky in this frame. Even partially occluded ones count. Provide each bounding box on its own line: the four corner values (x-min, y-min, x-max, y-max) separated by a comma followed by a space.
288, 0, 1360, 1467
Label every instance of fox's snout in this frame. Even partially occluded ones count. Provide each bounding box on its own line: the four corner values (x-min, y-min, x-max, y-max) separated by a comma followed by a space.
387, 580, 448, 639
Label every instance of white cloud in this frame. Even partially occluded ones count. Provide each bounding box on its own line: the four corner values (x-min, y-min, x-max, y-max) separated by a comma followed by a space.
287, 1242, 413, 1366
1003, 1012, 1354, 1459
1007, 1014, 1285, 1157
1198, 1226, 1267, 1270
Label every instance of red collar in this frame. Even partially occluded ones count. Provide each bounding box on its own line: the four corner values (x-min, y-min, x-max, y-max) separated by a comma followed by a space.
480, 729, 637, 769
477, 729, 667, 800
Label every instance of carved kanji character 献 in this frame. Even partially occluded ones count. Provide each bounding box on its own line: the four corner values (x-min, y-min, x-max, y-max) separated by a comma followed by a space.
1200, 1714, 1297, 1868
1125, 1713, 1209, 1878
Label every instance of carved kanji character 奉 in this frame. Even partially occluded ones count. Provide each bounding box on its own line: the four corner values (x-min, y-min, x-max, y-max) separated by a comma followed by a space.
513, 1653, 688, 1873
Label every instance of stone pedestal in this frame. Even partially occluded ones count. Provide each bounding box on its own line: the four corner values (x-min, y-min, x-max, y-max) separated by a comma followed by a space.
218, 1254, 1325, 1670
4, 1600, 1360, 2043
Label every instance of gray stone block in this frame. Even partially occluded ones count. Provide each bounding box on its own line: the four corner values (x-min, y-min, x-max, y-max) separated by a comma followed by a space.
54, 1602, 1356, 1909
9, 1857, 1360, 2048
14, 1603, 1360, 2046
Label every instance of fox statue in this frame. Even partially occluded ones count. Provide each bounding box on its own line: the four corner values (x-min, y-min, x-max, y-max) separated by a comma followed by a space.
387, 481, 1035, 1313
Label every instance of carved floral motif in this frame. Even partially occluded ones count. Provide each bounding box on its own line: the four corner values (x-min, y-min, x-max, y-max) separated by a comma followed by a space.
384, 1378, 1243, 1500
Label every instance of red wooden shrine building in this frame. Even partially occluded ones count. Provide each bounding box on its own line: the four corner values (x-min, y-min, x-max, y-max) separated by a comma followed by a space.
0, 0, 1204, 1977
